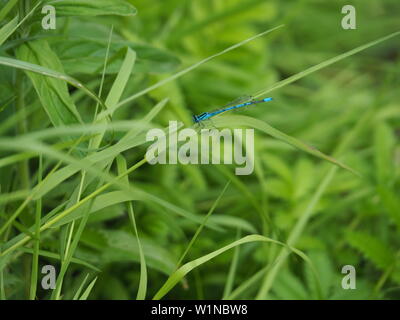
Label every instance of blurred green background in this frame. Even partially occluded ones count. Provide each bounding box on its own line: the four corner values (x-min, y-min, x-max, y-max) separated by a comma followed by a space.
0, 0, 399, 299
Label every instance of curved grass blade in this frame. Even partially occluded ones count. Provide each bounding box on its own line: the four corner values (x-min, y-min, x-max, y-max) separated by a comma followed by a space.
0, 139, 220, 256
176, 181, 231, 267
256, 166, 337, 299
21, 99, 168, 200
78, 277, 97, 300
46, 0, 137, 17
72, 274, 89, 300
0, 1, 42, 46
116, 155, 147, 300
17, 247, 100, 272
252, 30, 400, 98
91, 47, 136, 148
213, 115, 359, 176
222, 229, 241, 299
0, 0, 18, 21
153, 234, 321, 300
0, 56, 107, 111
0, 15, 18, 47
100, 25, 285, 117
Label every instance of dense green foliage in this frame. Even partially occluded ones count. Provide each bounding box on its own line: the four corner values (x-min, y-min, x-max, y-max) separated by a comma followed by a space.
0, 0, 399, 300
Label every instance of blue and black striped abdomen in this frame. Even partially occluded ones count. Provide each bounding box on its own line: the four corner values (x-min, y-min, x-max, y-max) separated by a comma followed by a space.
192, 97, 272, 124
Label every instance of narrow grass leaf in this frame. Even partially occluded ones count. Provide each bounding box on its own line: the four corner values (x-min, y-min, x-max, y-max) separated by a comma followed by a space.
0, 1, 42, 46
0, 0, 18, 21
256, 166, 337, 299
252, 30, 400, 98
47, 0, 137, 17
72, 274, 89, 300
0, 55, 106, 111
153, 235, 318, 300
222, 229, 241, 299
0, 16, 18, 46
17, 247, 100, 272
177, 181, 231, 267
102, 25, 284, 116
78, 277, 98, 300
214, 115, 359, 175
116, 155, 147, 300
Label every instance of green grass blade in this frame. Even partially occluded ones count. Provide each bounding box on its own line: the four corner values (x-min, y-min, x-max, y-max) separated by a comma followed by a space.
91, 47, 136, 148
0, 140, 216, 256
254, 107, 380, 298
101, 25, 284, 117
176, 180, 231, 267
51, 167, 105, 300
104, 48, 136, 112
47, 0, 137, 17
257, 166, 337, 299
222, 229, 241, 299
78, 277, 98, 300
227, 265, 268, 299
0, 1, 41, 46
252, 30, 400, 98
72, 274, 89, 300
23, 100, 168, 200
116, 155, 147, 300
0, 15, 18, 46
153, 234, 318, 300
29, 155, 42, 300
17, 247, 101, 272
0, 0, 18, 21
0, 56, 106, 111
214, 115, 359, 175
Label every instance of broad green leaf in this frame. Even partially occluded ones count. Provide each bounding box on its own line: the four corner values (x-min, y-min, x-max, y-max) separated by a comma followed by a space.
55, 39, 180, 75
273, 269, 308, 299
304, 250, 334, 299
16, 40, 82, 127
97, 230, 177, 275
48, 19, 179, 74
379, 187, 400, 231
46, 0, 137, 17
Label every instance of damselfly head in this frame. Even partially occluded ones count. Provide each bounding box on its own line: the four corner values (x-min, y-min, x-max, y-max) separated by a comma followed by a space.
192, 115, 199, 123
